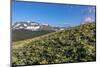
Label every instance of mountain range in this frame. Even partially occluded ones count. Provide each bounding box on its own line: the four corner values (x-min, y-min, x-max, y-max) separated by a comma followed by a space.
12, 21, 68, 31
12, 21, 69, 41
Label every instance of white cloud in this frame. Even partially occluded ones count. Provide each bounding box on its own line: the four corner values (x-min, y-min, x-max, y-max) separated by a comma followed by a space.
82, 16, 95, 24
88, 6, 95, 13
81, 6, 95, 15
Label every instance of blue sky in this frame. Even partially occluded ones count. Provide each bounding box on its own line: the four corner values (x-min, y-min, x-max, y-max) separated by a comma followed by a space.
12, 0, 96, 26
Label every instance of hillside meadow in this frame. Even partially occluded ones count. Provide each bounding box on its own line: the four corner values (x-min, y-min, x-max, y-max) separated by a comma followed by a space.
12, 23, 96, 66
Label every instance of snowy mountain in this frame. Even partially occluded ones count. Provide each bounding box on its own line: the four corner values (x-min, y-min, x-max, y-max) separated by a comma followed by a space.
12, 21, 40, 31
12, 21, 70, 41
12, 21, 67, 31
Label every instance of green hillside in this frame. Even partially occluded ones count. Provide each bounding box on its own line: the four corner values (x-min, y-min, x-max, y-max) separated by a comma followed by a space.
12, 23, 96, 66
12, 29, 54, 41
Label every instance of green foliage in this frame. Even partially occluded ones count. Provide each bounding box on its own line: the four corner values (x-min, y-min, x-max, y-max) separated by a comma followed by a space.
12, 23, 96, 65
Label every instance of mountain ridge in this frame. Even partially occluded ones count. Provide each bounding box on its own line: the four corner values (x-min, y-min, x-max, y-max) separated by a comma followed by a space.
12, 21, 68, 31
